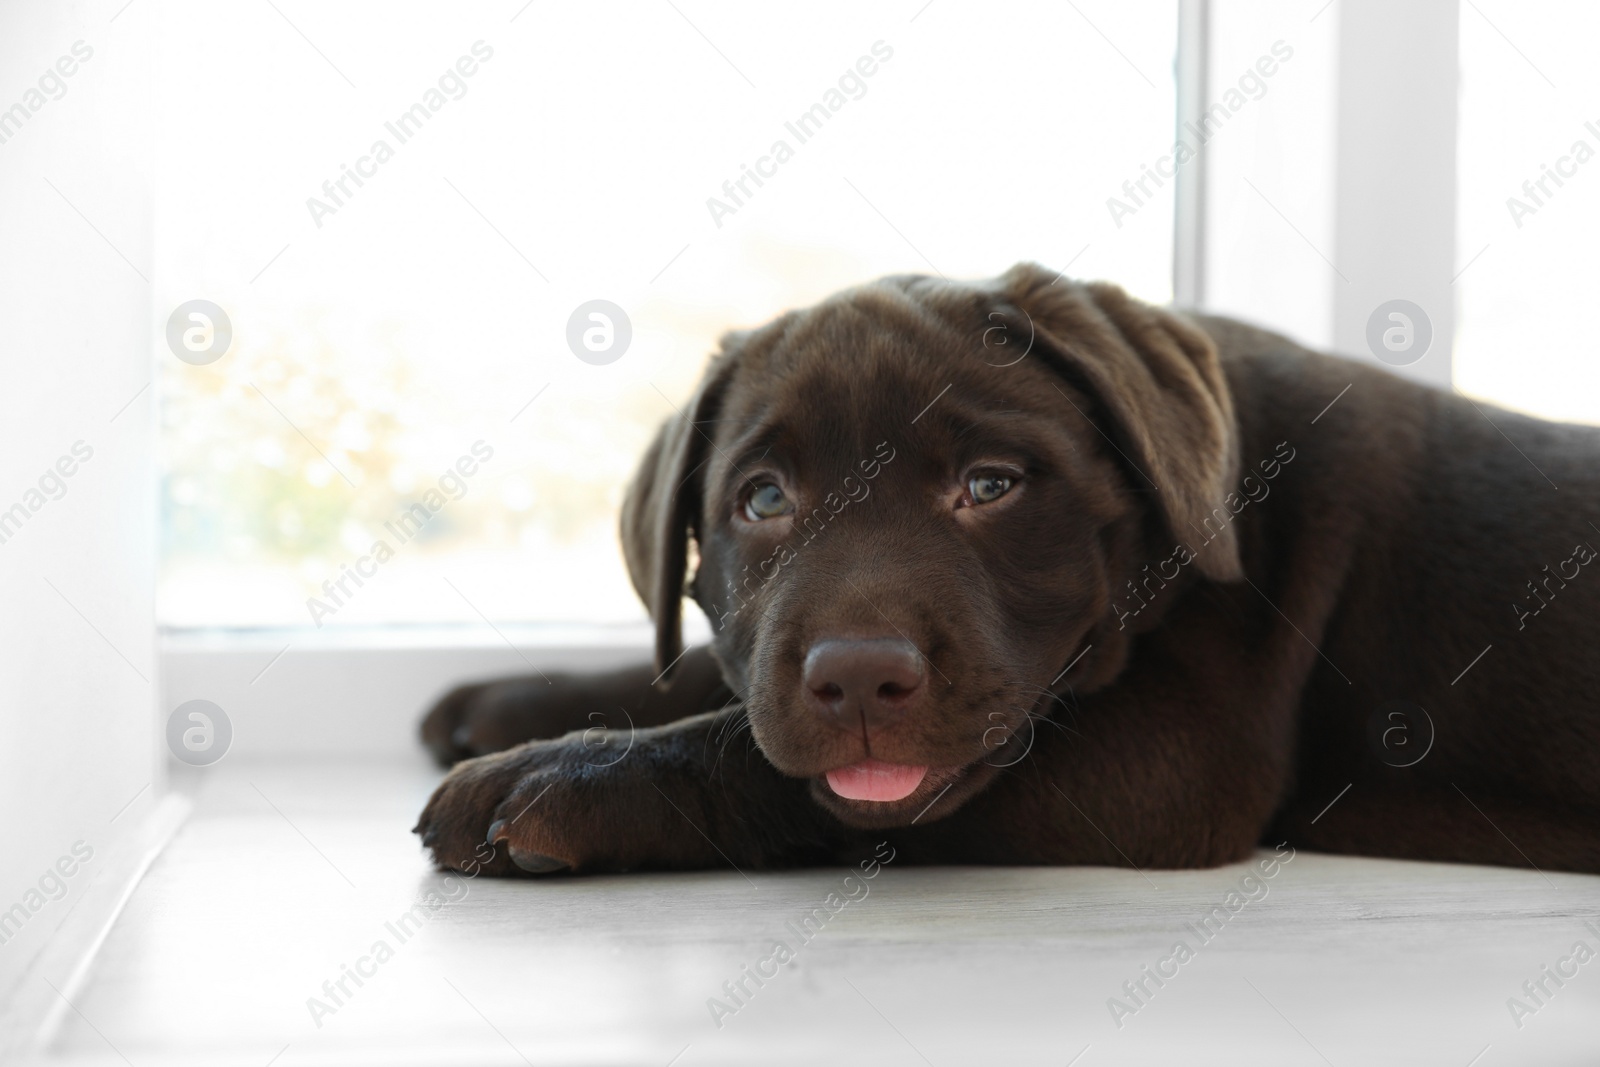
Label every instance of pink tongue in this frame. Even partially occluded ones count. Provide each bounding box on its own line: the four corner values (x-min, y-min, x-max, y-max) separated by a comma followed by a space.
825, 759, 929, 802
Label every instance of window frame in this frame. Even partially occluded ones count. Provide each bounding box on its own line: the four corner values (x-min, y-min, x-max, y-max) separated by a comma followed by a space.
164, 0, 1470, 757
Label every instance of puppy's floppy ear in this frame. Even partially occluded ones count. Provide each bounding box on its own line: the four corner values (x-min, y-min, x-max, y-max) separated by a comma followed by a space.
1000, 262, 1243, 581
620, 346, 738, 682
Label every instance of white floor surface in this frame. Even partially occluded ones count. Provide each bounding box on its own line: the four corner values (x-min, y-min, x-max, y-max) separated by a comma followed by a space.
22, 757, 1600, 1066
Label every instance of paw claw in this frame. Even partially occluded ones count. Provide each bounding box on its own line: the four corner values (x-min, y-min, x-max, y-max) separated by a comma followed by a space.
509, 846, 569, 874
486, 819, 506, 845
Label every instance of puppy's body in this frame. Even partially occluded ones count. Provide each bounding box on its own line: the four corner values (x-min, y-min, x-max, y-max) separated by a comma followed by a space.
417, 266, 1600, 876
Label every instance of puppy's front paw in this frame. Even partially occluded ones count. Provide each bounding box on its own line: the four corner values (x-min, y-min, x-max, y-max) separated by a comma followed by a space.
419, 678, 575, 766
413, 739, 596, 876
415, 708, 802, 877
419, 682, 486, 766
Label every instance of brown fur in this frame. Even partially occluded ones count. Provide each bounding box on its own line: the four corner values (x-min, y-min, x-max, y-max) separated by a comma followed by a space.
415, 264, 1600, 877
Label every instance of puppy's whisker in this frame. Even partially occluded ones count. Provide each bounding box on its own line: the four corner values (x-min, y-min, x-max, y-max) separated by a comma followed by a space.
1019, 683, 1068, 711
707, 681, 757, 720
700, 700, 754, 772
708, 712, 755, 782
717, 714, 752, 748
1016, 683, 1082, 733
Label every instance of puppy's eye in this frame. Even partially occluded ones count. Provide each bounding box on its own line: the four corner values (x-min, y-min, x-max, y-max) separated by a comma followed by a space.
744, 483, 792, 520
967, 472, 1014, 505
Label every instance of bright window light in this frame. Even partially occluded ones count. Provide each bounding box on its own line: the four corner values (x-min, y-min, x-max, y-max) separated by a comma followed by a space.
1455, 0, 1600, 426
155, 1, 1179, 629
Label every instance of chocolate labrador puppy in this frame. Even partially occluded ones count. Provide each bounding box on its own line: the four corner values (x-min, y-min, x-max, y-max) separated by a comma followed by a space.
414, 263, 1600, 876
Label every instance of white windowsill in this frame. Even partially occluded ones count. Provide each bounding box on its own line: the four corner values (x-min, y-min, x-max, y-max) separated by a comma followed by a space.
158, 619, 712, 759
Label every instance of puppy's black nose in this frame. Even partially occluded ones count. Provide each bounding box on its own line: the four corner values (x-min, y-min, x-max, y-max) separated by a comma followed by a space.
802, 638, 924, 734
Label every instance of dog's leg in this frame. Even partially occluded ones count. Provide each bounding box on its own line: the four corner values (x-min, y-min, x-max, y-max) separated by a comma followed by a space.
1270, 782, 1600, 875
862, 677, 1295, 871
415, 706, 850, 875
419, 645, 730, 766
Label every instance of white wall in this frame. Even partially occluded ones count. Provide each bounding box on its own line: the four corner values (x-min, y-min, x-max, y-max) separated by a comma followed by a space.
0, 0, 158, 1020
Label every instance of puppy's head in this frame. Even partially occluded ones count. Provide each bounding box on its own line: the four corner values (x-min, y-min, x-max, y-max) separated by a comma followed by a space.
621, 264, 1241, 828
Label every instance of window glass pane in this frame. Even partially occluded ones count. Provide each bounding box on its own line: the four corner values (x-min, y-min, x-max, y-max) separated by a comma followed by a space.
156, 1, 1178, 628
1456, 0, 1600, 425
